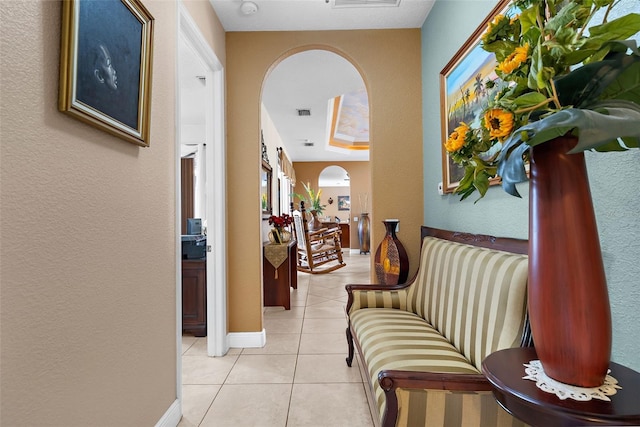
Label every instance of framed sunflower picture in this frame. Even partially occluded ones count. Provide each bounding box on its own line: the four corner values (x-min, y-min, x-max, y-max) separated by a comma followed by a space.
439, 0, 511, 193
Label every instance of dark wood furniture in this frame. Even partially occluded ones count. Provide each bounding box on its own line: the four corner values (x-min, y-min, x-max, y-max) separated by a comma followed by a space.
321, 221, 350, 248
182, 258, 207, 337
482, 347, 640, 426
263, 240, 297, 310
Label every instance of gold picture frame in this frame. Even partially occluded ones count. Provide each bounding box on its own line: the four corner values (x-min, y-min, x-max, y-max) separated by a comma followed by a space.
59, 0, 154, 147
439, 0, 511, 193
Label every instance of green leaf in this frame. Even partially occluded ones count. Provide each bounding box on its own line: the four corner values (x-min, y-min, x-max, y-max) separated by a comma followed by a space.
513, 91, 548, 108
554, 51, 640, 107
599, 60, 640, 103
473, 171, 491, 198
588, 14, 640, 42
496, 102, 640, 197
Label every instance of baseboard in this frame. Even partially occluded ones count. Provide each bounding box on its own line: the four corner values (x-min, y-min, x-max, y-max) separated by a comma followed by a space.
227, 328, 266, 348
155, 398, 181, 427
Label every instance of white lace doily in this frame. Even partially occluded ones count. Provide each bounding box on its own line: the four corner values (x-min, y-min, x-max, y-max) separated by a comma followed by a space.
522, 360, 621, 401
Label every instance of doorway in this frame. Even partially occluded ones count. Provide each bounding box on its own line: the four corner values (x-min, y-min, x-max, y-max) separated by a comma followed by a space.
177, 3, 228, 372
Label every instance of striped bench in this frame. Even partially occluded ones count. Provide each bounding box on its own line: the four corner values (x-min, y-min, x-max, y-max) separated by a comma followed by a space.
345, 226, 531, 427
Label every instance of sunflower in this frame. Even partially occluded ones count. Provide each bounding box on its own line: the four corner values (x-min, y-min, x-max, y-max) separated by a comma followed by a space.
497, 44, 529, 74
484, 109, 514, 140
445, 122, 470, 153
481, 14, 512, 46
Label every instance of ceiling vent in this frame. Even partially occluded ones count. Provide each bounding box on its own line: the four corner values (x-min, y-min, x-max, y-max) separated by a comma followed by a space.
296, 109, 311, 116
333, 0, 400, 8
303, 142, 315, 147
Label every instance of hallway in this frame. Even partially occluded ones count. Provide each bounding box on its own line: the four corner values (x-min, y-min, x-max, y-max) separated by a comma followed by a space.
179, 252, 375, 426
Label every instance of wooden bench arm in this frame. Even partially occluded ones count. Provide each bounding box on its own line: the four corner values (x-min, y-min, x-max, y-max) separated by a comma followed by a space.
378, 370, 492, 392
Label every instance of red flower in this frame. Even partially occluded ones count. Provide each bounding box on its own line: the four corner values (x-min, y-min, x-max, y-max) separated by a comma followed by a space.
268, 214, 293, 228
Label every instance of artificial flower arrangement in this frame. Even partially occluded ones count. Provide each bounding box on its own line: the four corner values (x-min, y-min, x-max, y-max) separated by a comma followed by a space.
268, 213, 293, 229
293, 181, 326, 214
445, 0, 640, 201
268, 213, 293, 244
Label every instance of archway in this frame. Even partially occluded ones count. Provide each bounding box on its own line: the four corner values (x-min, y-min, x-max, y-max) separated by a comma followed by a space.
261, 48, 370, 250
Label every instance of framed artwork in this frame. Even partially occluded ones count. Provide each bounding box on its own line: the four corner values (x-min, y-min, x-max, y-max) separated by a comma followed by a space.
439, 0, 511, 193
338, 196, 350, 211
59, 0, 154, 147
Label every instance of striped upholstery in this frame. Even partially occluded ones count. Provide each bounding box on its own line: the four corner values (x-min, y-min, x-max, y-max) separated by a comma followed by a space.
350, 308, 479, 421
348, 236, 529, 426
395, 389, 526, 427
407, 237, 528, 370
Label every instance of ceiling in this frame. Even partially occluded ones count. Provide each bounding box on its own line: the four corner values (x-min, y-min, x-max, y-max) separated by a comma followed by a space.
181, 1, 434, 183
209, 0, 435, 32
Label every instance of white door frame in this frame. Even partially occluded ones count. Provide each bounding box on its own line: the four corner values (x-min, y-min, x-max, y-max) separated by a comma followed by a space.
176, 0, 228, 385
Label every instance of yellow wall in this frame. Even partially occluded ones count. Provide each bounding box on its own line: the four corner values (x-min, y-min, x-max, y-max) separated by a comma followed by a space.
226, 30, 424, 333
294, 161, 370, 251
0, 0, 224, 424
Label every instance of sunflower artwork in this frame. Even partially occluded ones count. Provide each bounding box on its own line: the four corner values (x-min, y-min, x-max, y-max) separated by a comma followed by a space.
440, 0, 517, 192
441, 0, 640, 201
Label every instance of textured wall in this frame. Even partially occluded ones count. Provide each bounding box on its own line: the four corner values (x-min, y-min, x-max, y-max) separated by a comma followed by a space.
422, 0, 640, 371
226, 30, 424, 333
0, 1, 178, 424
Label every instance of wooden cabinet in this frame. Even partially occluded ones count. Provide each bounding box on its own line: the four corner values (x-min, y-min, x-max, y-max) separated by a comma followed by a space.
263, 240, 297, 310
182, 259, 207, 337
322, 221, 350, 248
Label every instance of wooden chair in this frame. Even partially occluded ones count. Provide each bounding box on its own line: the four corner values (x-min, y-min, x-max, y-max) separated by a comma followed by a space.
290, 201, 346, 274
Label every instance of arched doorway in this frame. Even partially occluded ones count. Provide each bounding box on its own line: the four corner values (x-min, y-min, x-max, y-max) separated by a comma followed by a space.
261, 48, 370, 251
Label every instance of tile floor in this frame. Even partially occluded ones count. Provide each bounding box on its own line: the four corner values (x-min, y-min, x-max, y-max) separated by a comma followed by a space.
179, 251, 375, 427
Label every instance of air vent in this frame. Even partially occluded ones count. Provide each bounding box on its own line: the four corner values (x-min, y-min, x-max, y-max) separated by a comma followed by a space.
303, 142, 315, 147
296, 109, 311, 116
334, 0, 400, 8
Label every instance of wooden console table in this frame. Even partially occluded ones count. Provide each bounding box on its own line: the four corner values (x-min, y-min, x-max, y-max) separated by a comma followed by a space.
482, 347, 640, 426
263, 240, 297, 310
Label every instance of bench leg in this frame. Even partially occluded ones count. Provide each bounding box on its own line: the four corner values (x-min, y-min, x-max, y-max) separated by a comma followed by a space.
346, 326, 354, 367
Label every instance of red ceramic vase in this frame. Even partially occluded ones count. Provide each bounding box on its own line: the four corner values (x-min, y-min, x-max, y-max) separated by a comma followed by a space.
528, 135, 612, 387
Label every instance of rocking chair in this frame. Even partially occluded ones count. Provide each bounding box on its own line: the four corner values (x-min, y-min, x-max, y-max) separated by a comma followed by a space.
291, 201, 346, 274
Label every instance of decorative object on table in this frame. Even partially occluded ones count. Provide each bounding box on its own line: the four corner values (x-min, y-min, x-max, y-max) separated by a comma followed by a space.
58, 0, 154, 147
268, 214, 293, 244
522, 359, 621, 402
374, 219, 408, 285
443, 0, 640, 388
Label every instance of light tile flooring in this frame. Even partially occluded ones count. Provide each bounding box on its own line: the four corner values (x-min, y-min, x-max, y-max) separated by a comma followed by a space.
179, 252, 375, 427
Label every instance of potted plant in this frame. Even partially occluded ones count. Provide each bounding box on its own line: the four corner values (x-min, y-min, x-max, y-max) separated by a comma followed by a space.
444, 0, 640, 387
293, 182, 326, 229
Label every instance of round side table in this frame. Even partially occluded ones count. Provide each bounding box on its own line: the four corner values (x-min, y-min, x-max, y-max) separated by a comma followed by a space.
482, 347, 640, 426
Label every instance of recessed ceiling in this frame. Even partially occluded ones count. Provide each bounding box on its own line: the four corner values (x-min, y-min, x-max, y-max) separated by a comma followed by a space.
208, 0, 435, 32
262, 49, 369, 162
